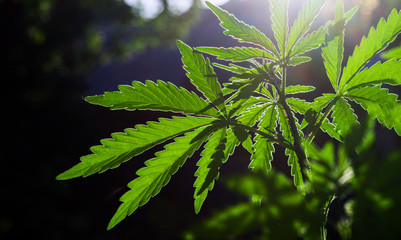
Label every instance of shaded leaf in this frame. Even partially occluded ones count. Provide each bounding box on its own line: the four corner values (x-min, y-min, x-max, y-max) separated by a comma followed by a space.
250, 105, 278, 173
194, 127, 228, 213
278, 106, 304, 188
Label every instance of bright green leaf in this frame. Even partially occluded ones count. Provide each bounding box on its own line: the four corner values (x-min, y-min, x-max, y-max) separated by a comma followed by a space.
286, 85, 316, 95
85, 80, 218, 117
382, 45, 401, 59
197, 46, 277, 62
287, 0, 325, 55
205, 1, 279, 57
57, 116, 215, 180
177, 40, 226, 113
269, 0, 289, 55
346, 86, 401, 135
288, 56, 312, 66
108, 126, 212, 229
332, 97, 358, 136
321, 0, 345, 92
343, 58, 401, 92
339, 9, 401, 91
290, 5, 359, 58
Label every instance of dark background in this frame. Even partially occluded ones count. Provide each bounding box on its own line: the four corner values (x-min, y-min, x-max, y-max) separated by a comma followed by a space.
2, 0, 401, 239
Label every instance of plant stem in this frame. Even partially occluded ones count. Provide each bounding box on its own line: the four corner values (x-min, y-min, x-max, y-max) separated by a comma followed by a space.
277, 60, 308, 181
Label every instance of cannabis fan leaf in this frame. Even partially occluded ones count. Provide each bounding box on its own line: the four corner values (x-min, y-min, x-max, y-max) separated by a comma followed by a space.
58, 0, 401, 233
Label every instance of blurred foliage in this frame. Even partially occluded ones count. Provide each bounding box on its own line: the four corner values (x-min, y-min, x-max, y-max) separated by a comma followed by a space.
1, 0, 200, 238
0, 0, 199, 79
382, 45, 401, 59
185, 118, 401, 239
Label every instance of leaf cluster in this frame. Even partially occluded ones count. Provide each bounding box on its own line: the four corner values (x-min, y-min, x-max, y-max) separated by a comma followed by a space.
57, 0, 401, 234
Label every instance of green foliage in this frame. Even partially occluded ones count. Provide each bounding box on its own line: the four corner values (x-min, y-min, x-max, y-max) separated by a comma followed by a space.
58, 0, 401, 238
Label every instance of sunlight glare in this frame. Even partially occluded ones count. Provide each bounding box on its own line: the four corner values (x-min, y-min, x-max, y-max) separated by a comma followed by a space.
167, 0, 193, 15
124, 0, 232, 19
200, 0, 230, 8
353, 0, 379, 20
124, 0, 164, 19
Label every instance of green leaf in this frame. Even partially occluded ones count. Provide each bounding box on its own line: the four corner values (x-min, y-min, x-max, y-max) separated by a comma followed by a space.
286, 85, 316, 95
288, 56, 311, 66
287, 97, 310, 114
287, 0, 325, 55
332, 97, 358, 136
286, 148, 303, 188
205, 1, 279, 57
57, 116, 215, 180
321, 0, 345, 92
269, 0, 289, 55
343, 58, 401, 92
194, 127, 228, 213
250, 105, 278, 173
290, 21, 330, 57
310, 93, 336, 112
237, 103, 271, 153
278, 106, 303, 188
177, 40, 226, 113
346, 86, 401, 135
196, 46, 277, 62
382, 45, 401, 59
308, 94, 342, 141
108, 127, 212, 230
339, 9, 401, 91
237, 103, 270, 126
213, 62, 250, 74
290, 5, 359, 58
85, 80, 218, 117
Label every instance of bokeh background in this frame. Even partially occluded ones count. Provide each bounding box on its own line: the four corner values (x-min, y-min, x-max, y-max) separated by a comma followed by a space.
3, 0, 401, 239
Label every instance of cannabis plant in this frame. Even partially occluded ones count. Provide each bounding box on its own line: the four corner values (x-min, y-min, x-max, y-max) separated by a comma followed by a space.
58, 0, 401, 237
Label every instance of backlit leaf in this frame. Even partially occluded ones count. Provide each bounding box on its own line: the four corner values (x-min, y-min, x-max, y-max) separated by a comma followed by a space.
85, 80, 219, 116
108, 127, 212, 229
206, 1, 279, 57
339, 9, 401, 91
177, 40, 226, 113
57, 116, 215, 180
